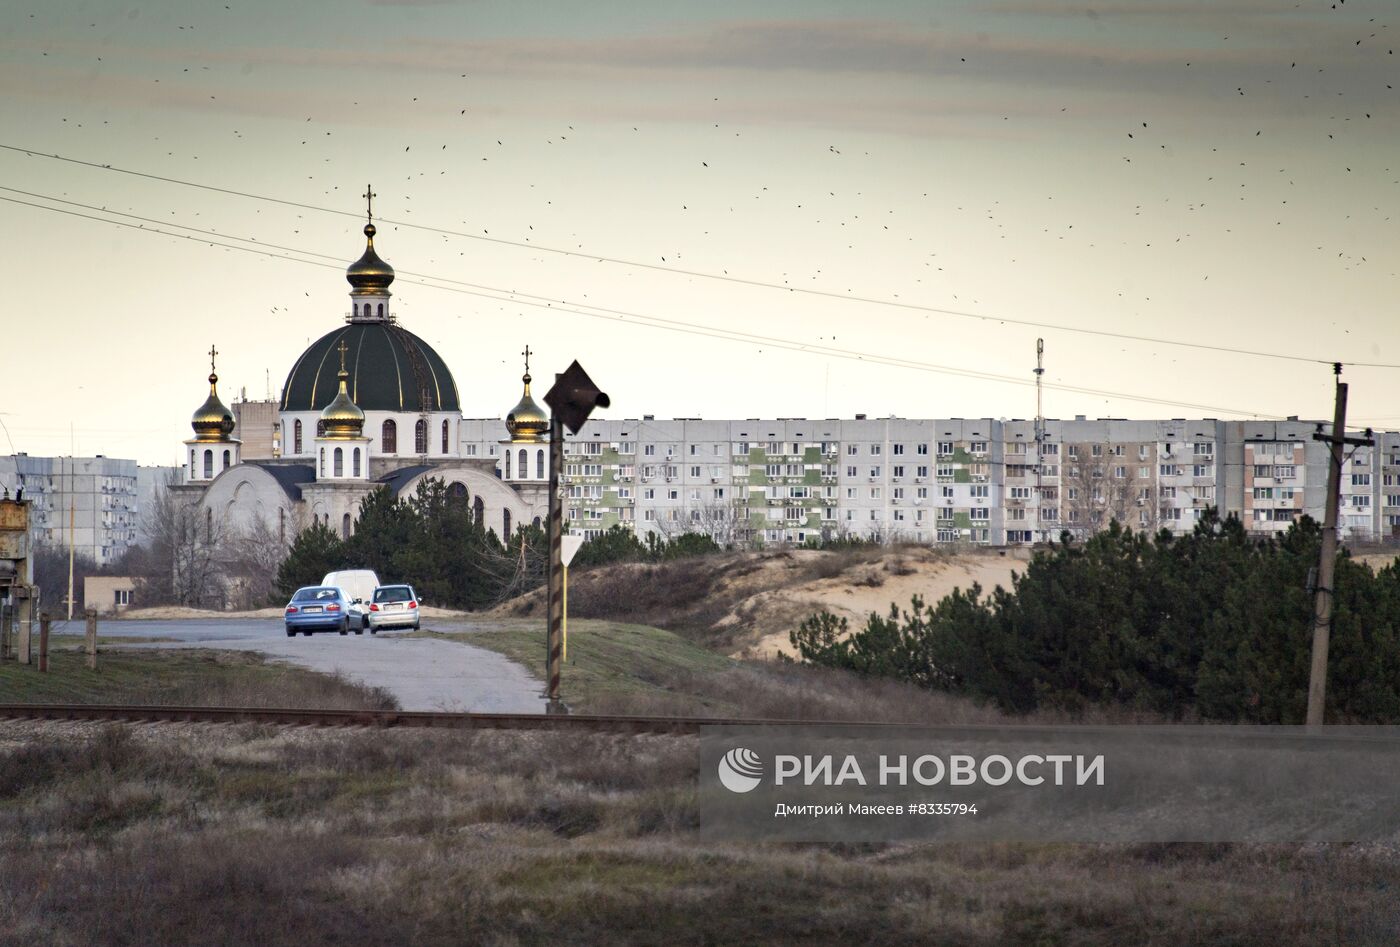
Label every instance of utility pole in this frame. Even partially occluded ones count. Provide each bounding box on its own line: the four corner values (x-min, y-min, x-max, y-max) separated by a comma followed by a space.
1307, 363, 1373, 726
67, 449, 75, 623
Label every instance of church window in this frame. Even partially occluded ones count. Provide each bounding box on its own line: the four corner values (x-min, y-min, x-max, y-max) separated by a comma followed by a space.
519, 449, 528, 480
316, 420, 326, 437
294, 420, 302, 454
536, 450, 544, 479
202, 450, 213, 479
333, 447, 343, 477
342, 513, 351, 540
442, 420, 449, 454
382, 420, 396, 453
205, 508, 212, 543
532, 517, 541, 530
189, 450, 195, 478
319, 448, 325, 477
505, 451, 512, 479
222, 450, 231, 470
377, 303, 384, 318
473, 496, 484, 525
415, 419, 427, 454
449, 482, 467, 499
503, 509, 512, 539
353, 448, 361, 477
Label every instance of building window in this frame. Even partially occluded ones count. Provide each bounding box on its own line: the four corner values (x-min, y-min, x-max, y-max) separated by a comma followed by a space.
450, 482, 467, 498
519, 449, 528, 479
442, 420, 450, 453
415, 419, 428, 454
536, 450, 545, 479
342, 513, 352, 539
319, 448, 325, 477
203, 450, 213, 479
505, 451, 512, 479
333, 447, 344, 477
503, 509, 512, 538
114, 589, 130, 606
473, 496, 484, 525
294, 419, 303, 454
382, 419, 397, 453
353, 448, 361, 477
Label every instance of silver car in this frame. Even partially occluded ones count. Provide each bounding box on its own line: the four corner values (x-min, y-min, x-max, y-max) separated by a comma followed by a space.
364, 584, 421, 633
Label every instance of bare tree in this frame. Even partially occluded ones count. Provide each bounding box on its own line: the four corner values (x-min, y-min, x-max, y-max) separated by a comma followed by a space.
141, 472, 231, 607
1061, 443, 1158, 539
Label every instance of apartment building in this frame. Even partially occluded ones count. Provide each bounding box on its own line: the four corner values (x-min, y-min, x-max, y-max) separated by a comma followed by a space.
0, 455, 141, 564
459, 414, 1386, 547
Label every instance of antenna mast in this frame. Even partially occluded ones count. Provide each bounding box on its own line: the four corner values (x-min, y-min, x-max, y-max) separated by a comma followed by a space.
1034, 339, 1045, 542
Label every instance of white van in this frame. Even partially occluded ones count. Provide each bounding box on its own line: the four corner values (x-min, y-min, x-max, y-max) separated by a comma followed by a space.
321, 569, 380, 633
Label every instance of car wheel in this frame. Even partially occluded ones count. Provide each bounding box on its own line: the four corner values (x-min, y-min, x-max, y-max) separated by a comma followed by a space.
339, 618, 349, 635
303, 629, 313, 637
285, 627, 295, 638
413, 620, 420, 631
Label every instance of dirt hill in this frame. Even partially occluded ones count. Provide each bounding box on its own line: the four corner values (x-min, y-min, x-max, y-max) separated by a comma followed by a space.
490, 546, 1030, 658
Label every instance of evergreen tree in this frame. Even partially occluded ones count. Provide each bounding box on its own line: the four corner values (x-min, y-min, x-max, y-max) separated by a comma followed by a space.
274, 523, 348, 599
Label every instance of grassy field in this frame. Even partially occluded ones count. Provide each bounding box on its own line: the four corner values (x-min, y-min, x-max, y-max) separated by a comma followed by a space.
0, 720, 1395, 946
0, 648, 397, 710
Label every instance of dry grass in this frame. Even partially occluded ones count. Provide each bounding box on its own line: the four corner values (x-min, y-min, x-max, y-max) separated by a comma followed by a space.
0, 721, 1395, 946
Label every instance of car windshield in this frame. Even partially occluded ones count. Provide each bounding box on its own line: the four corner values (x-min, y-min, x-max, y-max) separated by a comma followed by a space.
374, 587, 412, 603
292, 587, 339, 602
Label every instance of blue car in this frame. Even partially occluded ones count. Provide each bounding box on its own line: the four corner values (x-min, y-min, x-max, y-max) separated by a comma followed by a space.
284, 586, 353, 637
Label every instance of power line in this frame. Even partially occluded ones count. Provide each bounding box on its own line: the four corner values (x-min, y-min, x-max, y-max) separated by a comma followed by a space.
1, 191, 1293, 420
4, 142, 1390, 370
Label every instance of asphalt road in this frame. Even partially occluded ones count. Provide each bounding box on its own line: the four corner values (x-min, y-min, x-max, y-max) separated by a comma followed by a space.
94, 619, 543, 713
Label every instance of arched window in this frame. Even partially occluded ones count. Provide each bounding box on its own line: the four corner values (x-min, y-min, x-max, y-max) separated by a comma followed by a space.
441, 419, 449, 454
415, 419, 427, 454
382, 419, 396, 453
377, 303, 384, 318
333, 447, 343, 477
352, 448, 361, 477
536, 450, 544, 479
473, 496, 484, 525
503, 509, 512, 539
449, 482, 467, 499
319, 448, 325, 477
222, 449, 231, 470
294, 419, 303, 454
202, 450, 213, 479
278, 508, 286, 544
189, 450, 195, 478
504, 451, 511, 479
532, 517, 541, 530
519, 449, 528, 480
342, 513, 352, 539
316, 419, 326, 437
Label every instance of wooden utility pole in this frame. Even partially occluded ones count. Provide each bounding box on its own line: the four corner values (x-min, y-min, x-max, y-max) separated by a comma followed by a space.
1307, 364, 1373, 726
38, 612, 49, 673
85, 607, 98, 670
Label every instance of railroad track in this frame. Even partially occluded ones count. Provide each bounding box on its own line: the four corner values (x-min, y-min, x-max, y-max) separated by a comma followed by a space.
0, 703, 787, 734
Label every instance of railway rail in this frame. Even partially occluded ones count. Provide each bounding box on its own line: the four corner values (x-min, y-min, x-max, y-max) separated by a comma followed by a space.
0, 703, 788, 734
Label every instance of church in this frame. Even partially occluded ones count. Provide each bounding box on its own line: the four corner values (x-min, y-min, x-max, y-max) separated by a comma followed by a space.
176, 200, 551, 545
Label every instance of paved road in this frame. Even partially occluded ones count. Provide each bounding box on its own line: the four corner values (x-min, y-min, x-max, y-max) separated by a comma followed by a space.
94, 620, 543, 713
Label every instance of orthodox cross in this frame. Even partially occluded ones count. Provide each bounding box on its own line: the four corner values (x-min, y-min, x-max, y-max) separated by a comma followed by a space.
338, 339, 350, 373
363, 184, 376, 222
522, 344, 532, 375
208, 344, 218, 374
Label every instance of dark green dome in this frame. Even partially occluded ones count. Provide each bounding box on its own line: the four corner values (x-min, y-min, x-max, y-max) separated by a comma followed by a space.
281, 323, 459, 413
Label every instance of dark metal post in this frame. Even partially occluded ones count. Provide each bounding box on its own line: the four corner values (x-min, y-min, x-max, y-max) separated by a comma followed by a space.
1307, 374, 1348, 727
38, 612, 49, 673
545, 412, 566, 711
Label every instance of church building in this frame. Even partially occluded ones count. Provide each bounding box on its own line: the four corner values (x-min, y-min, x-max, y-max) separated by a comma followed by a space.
177, 197, 549, 544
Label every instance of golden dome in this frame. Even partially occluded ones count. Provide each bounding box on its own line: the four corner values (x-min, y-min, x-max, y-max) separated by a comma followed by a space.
346, 223, 395, 296
319, 342, 366, 439
506, 372, 549, 443
191, 371, 235, 442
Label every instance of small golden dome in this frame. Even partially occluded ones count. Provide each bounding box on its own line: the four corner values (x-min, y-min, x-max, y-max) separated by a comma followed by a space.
320, 341, 365, 438
506, 371, 549, 443
346, 223, 395, 296
191, 371, 235, 442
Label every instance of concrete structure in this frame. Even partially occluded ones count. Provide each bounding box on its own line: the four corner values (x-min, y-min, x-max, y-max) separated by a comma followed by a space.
84, 575, 137, 615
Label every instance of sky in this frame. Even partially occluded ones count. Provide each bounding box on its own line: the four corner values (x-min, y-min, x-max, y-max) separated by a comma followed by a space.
2, 0, 1397, 467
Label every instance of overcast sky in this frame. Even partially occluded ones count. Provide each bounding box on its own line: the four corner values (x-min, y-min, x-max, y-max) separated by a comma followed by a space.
2, 0, 1397, 466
